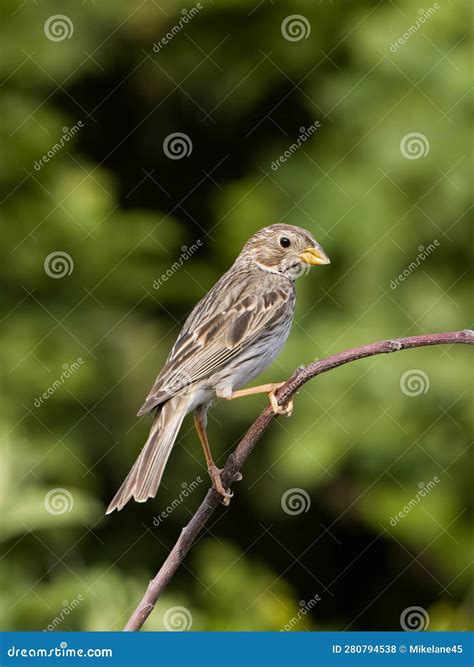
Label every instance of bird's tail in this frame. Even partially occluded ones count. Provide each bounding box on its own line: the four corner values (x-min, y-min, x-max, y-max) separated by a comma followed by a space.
106, 397, 189, 514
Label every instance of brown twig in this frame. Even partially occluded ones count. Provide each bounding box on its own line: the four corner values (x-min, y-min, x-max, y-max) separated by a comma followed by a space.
123, 329, 473, 631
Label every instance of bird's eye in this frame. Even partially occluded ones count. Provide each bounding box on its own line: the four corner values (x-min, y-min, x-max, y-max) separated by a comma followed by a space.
279, 237, 291, 248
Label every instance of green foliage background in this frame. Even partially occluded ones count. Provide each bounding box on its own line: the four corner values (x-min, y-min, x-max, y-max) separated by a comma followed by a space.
0, 0, 472, 631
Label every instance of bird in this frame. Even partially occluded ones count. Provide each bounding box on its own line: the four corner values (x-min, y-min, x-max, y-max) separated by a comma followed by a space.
106, 224, 330, 513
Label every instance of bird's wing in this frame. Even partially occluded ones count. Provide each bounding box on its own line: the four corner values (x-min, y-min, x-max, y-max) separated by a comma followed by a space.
138, 269, 294, 415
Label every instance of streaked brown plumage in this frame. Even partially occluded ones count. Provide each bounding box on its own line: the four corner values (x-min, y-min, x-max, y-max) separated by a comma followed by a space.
106, 224, 329, 513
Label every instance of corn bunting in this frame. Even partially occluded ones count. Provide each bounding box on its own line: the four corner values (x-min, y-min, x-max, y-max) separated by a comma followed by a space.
106, 224, 329, 513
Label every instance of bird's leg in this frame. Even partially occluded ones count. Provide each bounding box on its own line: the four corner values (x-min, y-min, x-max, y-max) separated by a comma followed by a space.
225, 382, 294, 417
194, 408, 233, 506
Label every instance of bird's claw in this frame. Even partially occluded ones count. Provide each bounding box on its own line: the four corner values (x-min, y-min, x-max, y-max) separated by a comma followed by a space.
219, 488, 233, 507
276, 399, 294, 417
220, 471, 242, 504
208, 465, 233, 506
268, 388, 294, 417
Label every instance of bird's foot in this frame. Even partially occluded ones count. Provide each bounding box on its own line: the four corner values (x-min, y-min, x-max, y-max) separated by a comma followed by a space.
208, 464, 233, 506
267, 383, 294, 417
227, 382, 293, 416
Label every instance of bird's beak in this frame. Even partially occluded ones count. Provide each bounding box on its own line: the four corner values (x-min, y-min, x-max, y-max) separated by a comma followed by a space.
298, 246, 330, 266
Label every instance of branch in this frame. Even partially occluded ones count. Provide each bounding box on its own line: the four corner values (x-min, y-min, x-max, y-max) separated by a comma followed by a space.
124, 329, 473, 631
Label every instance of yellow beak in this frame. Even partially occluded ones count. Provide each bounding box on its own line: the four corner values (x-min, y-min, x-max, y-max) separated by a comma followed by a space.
298, 246, 330, 266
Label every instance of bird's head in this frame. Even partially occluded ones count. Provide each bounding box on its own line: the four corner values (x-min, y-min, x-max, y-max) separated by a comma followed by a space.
241, 224, 330, 280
